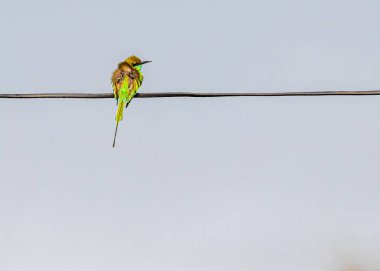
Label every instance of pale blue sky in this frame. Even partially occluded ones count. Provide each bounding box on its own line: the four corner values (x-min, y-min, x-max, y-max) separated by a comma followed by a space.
1, 0, 380, 270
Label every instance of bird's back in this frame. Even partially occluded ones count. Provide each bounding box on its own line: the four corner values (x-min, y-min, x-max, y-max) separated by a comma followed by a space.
111, 62, 143, 102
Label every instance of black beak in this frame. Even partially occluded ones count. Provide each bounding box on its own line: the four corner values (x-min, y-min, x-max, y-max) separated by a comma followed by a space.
134, 60, 152, 67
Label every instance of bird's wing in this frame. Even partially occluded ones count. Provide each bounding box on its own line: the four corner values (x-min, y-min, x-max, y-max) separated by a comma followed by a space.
111, 68, 125, 102
126, 69, 144, 101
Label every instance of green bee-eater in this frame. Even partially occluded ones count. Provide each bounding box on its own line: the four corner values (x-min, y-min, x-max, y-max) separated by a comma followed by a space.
111, 55, 151, 147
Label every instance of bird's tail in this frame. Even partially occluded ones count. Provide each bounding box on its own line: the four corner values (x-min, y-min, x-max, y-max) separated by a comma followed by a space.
116, 100, 125, 122
113, 101, 125, 147
113, 121, 119, 148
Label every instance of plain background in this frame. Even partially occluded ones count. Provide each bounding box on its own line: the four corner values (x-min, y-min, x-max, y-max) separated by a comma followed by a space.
1, 0, 380, 270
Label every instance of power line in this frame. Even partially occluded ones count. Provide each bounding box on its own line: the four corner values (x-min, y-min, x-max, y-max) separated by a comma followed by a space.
1, 90, 380, 99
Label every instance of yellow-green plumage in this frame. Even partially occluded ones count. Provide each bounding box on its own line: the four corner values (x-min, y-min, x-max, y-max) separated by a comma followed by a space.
111, 55, 148, 147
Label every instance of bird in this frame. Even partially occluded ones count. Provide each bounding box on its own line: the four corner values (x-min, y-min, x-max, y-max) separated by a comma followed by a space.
111, 55, 151, 147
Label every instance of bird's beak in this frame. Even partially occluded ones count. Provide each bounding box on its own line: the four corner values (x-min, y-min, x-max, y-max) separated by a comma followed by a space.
136, 60, 152, 66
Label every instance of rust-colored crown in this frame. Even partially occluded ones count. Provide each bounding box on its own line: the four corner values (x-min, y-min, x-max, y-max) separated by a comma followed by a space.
124, 55, 142, 66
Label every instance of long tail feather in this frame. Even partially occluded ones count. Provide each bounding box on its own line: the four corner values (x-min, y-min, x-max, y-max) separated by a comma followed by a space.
113, 101, 125, 147
116, 101, 125, 122
112, 100, 132, 148
113, 121, 119, 148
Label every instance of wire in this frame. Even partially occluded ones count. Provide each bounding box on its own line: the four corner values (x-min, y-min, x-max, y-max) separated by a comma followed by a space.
1, 90, 380, 99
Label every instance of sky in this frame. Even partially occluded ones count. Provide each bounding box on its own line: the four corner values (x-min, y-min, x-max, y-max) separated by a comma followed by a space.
1, 0, 380, 270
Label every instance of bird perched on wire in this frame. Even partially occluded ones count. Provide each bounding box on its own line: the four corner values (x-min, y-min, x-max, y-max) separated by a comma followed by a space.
111, 55, 151, 147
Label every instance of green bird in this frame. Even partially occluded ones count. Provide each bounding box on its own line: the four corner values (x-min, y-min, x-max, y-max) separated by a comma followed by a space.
111, 55, 151, 147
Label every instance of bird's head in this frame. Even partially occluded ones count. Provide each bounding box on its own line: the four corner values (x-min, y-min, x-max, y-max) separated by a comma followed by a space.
124, 55, 152, 70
